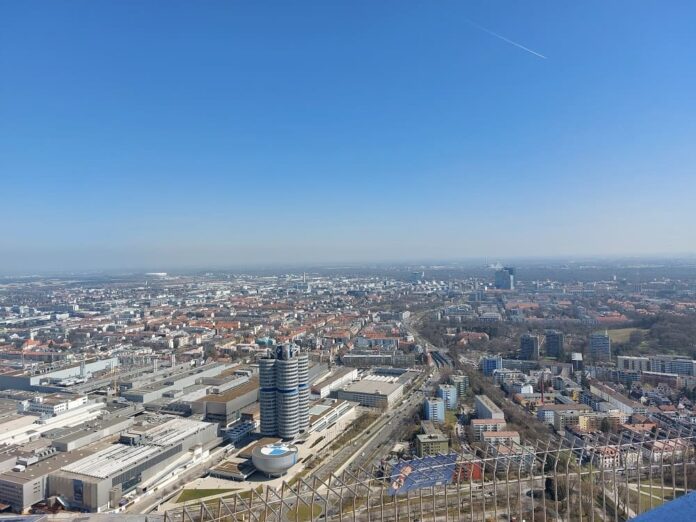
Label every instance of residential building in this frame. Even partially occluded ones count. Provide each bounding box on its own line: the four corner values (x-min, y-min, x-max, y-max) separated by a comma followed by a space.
450, 374, 469, 398
471, 418, 507, 442
489, 442, 536, 469
649, 355, 696, 376
423, 398, 445, 423
589, 382, 646, 415
481, 430, 520, 446
437, 384, 458, 410
617, 356, 650, 373
474, 395, 504, 420
415, 422, 449, 457
537, 404, 592, 425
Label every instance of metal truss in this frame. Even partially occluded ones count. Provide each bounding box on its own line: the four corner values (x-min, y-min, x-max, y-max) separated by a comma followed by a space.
164, 427, 696, 521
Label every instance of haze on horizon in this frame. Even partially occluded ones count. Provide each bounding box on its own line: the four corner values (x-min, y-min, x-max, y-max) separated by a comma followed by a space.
2, 1, 696, 273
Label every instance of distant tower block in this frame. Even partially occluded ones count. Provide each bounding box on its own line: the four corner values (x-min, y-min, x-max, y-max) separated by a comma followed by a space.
589, 332, 612, 362
544, 330, 565, 359
494, 266, 515, 290
520, 333, 540, 360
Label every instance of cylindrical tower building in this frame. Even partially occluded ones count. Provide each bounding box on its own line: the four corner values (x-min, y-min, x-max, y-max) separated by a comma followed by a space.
297, 353, 309, 432
275, 355, 299, 438
259, 357, 277, 436
258, 344, 309, 440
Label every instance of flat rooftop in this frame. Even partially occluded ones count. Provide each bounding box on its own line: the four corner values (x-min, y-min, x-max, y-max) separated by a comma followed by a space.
339, 378, 402, 396
128, 363, 229, 393
538, 404, 592, 411
194, 377, 259, 404
311, 367, 355, 390
471, 418, 507, 425
416, 433, 448, 443
61, 418, 212, 479
48, 415, 133, 444
0, 437, 117, 485
308, 399, 354, 425
211, 457, 255, 476
238, 437, 281, 460
475, 394, 503, 413
482, 431, 520, 438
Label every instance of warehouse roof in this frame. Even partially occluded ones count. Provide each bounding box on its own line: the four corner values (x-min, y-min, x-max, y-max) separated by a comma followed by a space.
194, 377, 259, 404
338, 378, 403, 396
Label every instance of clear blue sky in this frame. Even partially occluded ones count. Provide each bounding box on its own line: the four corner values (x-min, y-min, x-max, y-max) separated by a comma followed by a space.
2, 1, 696, 272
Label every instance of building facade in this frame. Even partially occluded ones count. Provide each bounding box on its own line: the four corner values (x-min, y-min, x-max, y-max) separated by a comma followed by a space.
520, 334, 540, 360
544, 330, 565, 359
415, 422, 449, 457
617, 356, 650, 372
423, 398, 445, 423
494, 267, 515, 290
474, 395, 504, 420
589, 332, 612, 361
437, 384, 458, 410
481, 355, 503, 376
450, 375, 469, 398
259, 344, 309, 439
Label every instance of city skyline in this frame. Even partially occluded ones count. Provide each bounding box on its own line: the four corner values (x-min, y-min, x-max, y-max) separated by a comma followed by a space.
3, 1, 696, 271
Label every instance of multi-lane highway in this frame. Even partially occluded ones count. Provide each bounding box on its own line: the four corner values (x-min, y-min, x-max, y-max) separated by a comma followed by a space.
312, 372, 429, 481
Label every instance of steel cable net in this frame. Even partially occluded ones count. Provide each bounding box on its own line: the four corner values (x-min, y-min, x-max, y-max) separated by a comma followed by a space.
165, 428, 696, 522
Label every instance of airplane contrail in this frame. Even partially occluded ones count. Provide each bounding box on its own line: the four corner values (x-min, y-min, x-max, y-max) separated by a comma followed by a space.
465, 18, 547, 60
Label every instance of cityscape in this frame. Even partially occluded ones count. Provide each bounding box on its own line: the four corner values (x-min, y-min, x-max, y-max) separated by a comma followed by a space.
0, 262, 695, 520
3, 1, 696, 521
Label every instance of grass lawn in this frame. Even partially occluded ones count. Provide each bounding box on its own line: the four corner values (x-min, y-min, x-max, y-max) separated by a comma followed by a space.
607, 327, 648, 344
629, 482, 682, 513
176, 488, 235, 503
637, 488, 664, 512
285, 503, 322, 521
445, 410, 458, 427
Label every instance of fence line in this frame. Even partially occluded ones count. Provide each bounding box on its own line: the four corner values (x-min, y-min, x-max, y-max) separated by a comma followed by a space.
164, 427, 696, 521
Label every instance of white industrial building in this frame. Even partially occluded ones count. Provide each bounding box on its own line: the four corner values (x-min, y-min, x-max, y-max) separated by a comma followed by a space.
49, 417, 219, 512
310, 367, 358, 399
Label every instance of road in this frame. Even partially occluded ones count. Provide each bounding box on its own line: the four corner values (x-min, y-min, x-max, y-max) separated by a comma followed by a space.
312, 373, 429, 481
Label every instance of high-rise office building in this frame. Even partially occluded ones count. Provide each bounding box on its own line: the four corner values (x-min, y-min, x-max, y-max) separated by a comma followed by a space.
589, 332, 612, 362
544, 330, 565, 359
520, 333, 540, 360
259, 344, 309, 439
494, 267, 515, 290
411, 271, 425, 283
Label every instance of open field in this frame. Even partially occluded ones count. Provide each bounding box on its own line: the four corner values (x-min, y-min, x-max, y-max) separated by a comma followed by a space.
176, 488, 236, 503
607, 327, 648, 344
